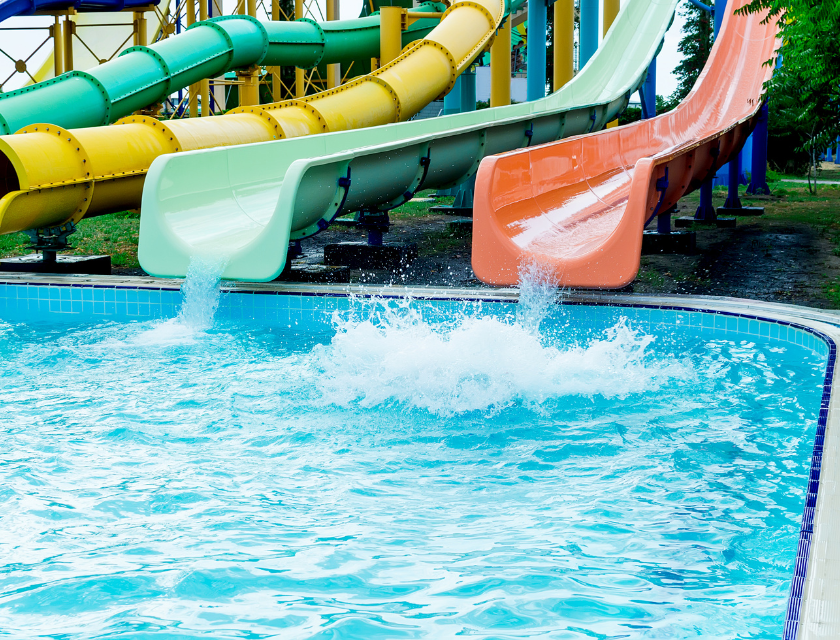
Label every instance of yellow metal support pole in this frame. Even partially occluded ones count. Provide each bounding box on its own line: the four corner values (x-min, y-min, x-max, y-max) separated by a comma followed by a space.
604, 0, 619, 127
379, 6, 402, 66
603, 0, 619, 36
326, 0, 339, 88
238, 0, 260, 104
489, 19, 510, 107
52, 15, 63, 76
131, 10, 147, 47
63, 14, 74, 72
552, 0, 573, 91
270, 0, 282, 101
199, 0, 210, 115
187, 0, 199, 117
135, 10, 148, 47
294, 0, 304, 97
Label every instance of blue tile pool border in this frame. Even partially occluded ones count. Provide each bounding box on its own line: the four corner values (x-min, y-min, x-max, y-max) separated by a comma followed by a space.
0, 279, 834, 638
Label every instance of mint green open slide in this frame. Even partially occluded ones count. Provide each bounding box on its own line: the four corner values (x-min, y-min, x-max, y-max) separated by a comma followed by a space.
138, 0, 678, 281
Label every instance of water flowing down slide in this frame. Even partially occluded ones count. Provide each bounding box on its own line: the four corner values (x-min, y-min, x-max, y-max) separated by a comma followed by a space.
0, 0, 159, 25
471, 1, 779, 288
136, 0, 679, 281
0, 5, 444, 134
0, 0, 503, 237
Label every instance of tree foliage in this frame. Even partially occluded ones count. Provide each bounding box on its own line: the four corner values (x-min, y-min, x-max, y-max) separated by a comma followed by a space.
736, 0, 840, 160
666, 3, 714, 110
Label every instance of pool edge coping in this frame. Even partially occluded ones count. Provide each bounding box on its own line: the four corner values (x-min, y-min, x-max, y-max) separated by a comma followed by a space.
1, 273, 838, 639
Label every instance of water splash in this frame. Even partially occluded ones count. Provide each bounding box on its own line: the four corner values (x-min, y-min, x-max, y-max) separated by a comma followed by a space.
310, 297, 692, 416
177, 256, 227, 330
517, 259, 559, 334
134, 256, 227, 345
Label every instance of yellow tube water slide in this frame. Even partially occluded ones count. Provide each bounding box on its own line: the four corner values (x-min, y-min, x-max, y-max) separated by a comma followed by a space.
0, 0, 504, 237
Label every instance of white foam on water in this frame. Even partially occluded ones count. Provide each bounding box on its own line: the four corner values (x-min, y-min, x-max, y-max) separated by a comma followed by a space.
309, 268, 693, 416
134, 256, 227, 346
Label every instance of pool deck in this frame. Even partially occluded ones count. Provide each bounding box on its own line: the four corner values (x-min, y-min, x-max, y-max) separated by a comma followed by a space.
1, 271, 839, 639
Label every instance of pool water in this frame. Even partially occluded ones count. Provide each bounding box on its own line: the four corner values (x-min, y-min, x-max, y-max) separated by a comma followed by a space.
0, 276, 826, 638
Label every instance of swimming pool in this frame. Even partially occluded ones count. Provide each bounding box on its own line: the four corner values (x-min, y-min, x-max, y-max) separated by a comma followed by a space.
0, 274, 836, 639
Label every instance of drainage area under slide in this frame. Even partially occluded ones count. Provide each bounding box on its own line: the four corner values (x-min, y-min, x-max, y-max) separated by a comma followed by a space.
137, 0, 679, 281
0, 0, 503, 237
471, 1, 779, 288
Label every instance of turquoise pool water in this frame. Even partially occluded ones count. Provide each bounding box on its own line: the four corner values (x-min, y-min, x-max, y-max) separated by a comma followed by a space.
0, 279, 827, 638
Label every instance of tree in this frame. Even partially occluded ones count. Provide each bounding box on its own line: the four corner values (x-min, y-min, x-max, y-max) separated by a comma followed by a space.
736, 0, 840, 185
662, 3, 713, 112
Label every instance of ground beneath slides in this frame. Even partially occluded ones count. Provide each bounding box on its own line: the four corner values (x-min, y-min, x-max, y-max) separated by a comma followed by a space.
2, 179, 840, 309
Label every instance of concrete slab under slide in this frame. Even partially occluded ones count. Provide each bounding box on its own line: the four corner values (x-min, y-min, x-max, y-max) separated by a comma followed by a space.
0, 272, 838, 638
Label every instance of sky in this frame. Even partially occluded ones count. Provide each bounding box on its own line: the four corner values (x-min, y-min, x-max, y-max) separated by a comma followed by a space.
0, 0, 688, 99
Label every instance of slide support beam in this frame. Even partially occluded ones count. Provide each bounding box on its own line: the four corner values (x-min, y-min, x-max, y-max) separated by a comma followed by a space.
723, 151, 742, 209
379, 6, 402, 65
552, 0, 572, 91
579, 0, 598, 69
526, 0, 546, 101
327, 0, 340, 88
199, 0, 210, 115
295, 0, 305, 97
640, 58, 656, 119
52, 15, 63, 75
746, 102, 771, 195
490, 17, 510, 106
604, 0, 619, 126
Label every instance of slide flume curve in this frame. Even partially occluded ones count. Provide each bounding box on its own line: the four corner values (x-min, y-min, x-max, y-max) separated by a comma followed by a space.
0, 0, 499, 237
471, 1, 778, 288
136, 0, 679, 281
0, 6, 443, 134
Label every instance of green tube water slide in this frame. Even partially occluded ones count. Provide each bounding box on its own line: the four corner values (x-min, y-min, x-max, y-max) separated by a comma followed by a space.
0, 3, 445, 135
138, 0, 678, 281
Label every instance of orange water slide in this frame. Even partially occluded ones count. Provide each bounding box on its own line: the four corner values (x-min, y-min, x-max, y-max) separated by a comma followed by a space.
472, 2, 779, 288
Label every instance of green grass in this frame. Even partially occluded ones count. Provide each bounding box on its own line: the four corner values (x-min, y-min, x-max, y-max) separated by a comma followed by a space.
0, 211, 141, 269
390, 189, 453, 219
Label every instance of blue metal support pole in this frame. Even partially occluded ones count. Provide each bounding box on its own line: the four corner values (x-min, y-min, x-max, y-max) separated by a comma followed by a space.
696, 0, 726, 218
526, 0, 547, 101
723, 151, 742, 209
714, 0, 725, 37
712, 0, 746, 187
746, 102, 771, 195
741, 134, 753, 183
453, 65, 477, 209
835, 137, 840, 165
443, 76, 463, 115
438, 76, 464, 196
460, 66, 476, 113
696, 181, 717, 220
657, 207, 671, 234
639, 58, 656, 119
579, 0, 598, 70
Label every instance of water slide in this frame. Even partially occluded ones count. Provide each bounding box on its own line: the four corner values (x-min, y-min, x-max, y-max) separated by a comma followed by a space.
135, 0, 679, 281
471, 2, 778, 288
0, 0, 502, 236
0, 5, 444, 134
0, 0, 158, 24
